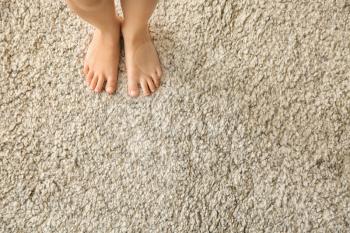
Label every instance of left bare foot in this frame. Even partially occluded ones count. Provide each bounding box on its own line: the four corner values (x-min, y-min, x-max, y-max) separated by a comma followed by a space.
122, 25, 162, 97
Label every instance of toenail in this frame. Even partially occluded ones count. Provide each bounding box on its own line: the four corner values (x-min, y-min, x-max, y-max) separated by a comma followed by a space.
106, 87, 113, 93
130, 90, 137, 96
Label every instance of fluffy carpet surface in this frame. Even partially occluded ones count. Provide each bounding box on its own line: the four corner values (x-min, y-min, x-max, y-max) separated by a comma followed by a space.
1, 0, 350, 232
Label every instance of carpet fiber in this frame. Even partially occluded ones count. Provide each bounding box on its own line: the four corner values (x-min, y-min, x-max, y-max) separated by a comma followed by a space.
1, 0, 350, 232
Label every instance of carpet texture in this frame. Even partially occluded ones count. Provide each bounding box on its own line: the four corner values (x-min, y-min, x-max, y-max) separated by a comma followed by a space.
1, 0, 350, 232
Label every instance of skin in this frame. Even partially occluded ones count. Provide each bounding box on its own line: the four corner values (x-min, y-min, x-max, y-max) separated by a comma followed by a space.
121, 0, 162, 97
66, 0, 162, 96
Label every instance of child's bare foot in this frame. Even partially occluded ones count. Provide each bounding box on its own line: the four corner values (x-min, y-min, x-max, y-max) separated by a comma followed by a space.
122, 26, 162, 97
83, 19, 121, 94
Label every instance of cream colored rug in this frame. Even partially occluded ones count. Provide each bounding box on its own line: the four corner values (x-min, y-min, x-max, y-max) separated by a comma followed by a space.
1, 0, 350, 232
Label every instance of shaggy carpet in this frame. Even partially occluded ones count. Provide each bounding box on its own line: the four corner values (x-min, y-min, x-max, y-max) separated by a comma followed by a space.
1, 0, 350, 232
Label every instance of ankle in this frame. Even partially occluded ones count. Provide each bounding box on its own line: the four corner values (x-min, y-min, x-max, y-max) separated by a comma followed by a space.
121, 22, 149, 41
97, 18, 121, 37
97, 28, 119, 39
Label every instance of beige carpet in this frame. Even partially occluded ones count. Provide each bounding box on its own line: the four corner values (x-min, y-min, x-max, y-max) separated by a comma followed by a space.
1, 0, 350, 232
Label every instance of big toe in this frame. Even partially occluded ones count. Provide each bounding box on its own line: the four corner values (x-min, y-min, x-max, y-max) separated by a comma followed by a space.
106, 76, 118, 94
128, 79, 139, 97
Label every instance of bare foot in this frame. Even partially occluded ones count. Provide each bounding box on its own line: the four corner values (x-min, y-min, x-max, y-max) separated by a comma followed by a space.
83, 19, 121, 94
122, 26, 162, 97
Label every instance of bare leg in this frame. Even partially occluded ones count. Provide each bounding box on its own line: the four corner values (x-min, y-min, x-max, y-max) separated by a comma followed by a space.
66, 0, 121, 94
121, 0, 162, 97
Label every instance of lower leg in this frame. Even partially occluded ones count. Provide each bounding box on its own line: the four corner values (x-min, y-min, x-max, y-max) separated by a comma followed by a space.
66, 0, 121, 94
121, 0, 162, 97
121, 0, 158, 32
66, 0, 118, 33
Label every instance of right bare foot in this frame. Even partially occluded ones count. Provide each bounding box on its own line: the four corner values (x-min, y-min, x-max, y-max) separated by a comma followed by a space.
122, 25, 162, 97
83, 19, 121, 94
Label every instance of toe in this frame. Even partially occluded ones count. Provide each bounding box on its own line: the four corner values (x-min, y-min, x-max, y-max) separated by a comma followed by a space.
151, 73, 160, 88
86, 70, 94, 85
83, 63, 89, 76
156, 67, 163, 78
90, 75, 98, 90
106, 75, 118, 94
147, 77, 156, 93
140, 78, 151, 96
95, 75, 105, 93
128, 78, 139, 97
